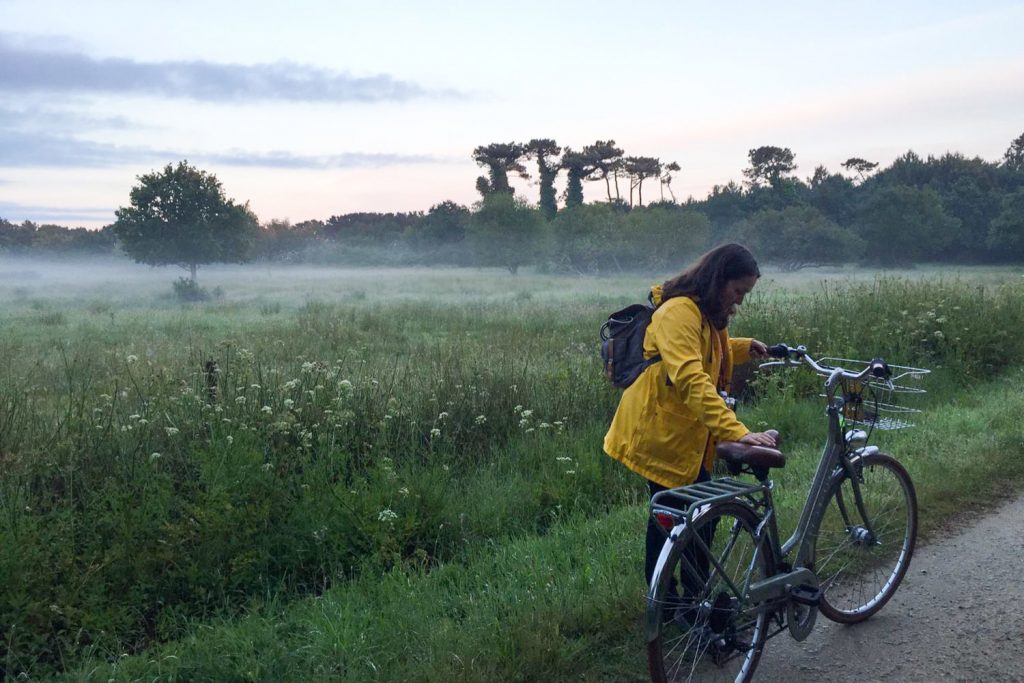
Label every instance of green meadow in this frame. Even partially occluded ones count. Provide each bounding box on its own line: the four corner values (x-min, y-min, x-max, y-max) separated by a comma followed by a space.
1, 258, 1023, 681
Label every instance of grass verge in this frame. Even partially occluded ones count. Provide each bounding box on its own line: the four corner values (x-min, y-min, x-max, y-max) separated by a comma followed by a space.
66, 367, 1024, 682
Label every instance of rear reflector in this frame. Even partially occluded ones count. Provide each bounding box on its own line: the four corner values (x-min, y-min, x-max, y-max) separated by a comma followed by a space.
655, 512, 676, 531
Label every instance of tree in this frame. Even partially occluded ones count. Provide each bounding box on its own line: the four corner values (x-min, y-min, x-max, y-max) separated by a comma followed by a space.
560, 148, 592, 208
660, 161, 681, 202
623, 206, 710, 271
472, 142, 528, 197
623, 156, 662, 206
466, 194, 545, 274
853, 185, 960, 265
806, 166, 857, 226
113, 161, 259, 283
582, 140, 625, 201
409, 200, 470, 247
986, 188, 1024, 259
743, 146, 797, 188
549, 203, 623, 272
524, 139, 562, 219
736, 205, 862, 270
841, 157, 879, 183
1003, 132, 1024, 173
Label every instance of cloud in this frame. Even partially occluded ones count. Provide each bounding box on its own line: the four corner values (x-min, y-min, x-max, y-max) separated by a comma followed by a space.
0, 108, 446, 169
0, 34, 463, 102
0, 200, 114, 224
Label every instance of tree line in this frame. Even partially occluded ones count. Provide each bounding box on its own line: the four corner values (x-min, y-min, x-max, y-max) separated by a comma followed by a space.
2, 132, 1023, 276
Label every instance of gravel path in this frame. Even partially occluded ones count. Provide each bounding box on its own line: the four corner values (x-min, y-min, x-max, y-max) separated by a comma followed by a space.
754, 492, 1024, 682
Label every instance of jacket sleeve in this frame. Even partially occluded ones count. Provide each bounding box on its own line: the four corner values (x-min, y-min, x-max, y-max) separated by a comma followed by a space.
652, 300, 749, 443
730, 337, 753, 366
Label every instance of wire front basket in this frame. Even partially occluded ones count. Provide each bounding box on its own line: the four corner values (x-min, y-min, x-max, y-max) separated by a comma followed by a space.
819, 357, 930, 431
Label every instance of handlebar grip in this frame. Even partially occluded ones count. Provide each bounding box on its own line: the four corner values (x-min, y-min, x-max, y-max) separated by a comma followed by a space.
869, 358, 891, 379
766, 344, 790, 359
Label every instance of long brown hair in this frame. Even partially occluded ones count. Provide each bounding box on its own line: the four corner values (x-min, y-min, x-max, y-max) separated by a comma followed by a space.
661, 243, 760, 329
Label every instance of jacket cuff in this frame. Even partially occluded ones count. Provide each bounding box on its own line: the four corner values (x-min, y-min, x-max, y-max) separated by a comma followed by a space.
731, 337, 753, 365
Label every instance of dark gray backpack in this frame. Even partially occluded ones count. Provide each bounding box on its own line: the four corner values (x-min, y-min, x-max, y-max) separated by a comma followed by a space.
600, 293, 662, 388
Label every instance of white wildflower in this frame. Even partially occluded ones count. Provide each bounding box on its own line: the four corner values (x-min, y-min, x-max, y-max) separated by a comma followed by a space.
284, 398, 295, 409
474, 415, 487, 425
164, 427, 179, 436
149, 452, 161, 461
261, 405, 273, 415
226, 435, 234, 445
126, 355, 138, 363
430, 427, 442, 437
235, 396, 246, 404
378, 508, 398, 522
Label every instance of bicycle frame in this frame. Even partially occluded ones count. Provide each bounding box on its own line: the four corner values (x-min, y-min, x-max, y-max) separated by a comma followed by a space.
646, 354, 887, 641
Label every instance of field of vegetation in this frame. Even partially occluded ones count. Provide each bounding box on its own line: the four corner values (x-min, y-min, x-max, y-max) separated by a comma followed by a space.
2, 258, 1023, 681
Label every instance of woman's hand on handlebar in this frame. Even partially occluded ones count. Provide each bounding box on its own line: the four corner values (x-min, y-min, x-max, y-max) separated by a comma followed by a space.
740, 431, 779, 448
749, 339, 769, 360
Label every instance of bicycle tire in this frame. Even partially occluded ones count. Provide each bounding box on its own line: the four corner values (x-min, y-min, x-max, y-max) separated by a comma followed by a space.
813, 452, 918, 624
647, 502, 772, 683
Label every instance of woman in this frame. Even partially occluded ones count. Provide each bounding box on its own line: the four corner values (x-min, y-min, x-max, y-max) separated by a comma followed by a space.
603, 243, 776, 589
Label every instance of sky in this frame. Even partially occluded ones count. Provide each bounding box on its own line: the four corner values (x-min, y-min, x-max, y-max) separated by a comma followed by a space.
1, 0, 1023, 229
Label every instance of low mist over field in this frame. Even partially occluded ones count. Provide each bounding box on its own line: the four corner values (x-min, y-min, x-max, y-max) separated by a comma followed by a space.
2, 254, 1020, 310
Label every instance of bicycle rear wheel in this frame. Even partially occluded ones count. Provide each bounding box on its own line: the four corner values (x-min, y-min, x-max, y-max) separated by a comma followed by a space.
647, 502, 771, 683
813, 452, 917, 623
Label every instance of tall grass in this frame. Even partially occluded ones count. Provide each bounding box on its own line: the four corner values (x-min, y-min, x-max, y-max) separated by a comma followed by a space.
68, 369, 1024, 682
1, 264, 1022, 677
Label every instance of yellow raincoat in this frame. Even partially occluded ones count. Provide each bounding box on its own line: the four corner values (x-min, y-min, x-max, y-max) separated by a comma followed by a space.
603, 285, 753, 488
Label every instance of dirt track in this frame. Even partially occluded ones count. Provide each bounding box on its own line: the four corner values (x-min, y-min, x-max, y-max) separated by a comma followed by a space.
754, 492, 1024, 682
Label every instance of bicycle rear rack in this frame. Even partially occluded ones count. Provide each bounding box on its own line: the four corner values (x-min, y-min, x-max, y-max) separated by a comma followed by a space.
650, 477, 766, 530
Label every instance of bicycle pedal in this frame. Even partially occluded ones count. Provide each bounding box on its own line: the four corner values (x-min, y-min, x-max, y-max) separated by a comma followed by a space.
788, 584, 821, 607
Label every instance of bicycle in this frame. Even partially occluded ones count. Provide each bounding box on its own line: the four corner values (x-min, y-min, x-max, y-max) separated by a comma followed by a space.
645, 344, 928, 682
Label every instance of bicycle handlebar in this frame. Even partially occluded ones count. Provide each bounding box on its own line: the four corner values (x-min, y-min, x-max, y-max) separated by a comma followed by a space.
761, 343, 892, 382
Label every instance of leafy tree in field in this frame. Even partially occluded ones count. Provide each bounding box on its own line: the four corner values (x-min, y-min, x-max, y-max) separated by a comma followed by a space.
853, 185, 960, 265
409, 200, 470, 247
524, 139, 562, 219
743, 146, 797, 188
986, 188, 1024, 259
466, 194, 545, 274
1003, 132, 1024, 173
736, 205, 862, 270
841, 157, 879, 183
582, 140, 625, 201
472, 142, 528, 197
623, 156, 662, 206
113, 161, 259, 283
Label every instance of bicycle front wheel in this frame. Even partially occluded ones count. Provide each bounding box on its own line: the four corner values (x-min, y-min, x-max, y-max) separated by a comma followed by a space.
647, 502, 771, 683
813, 452, 918, 623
